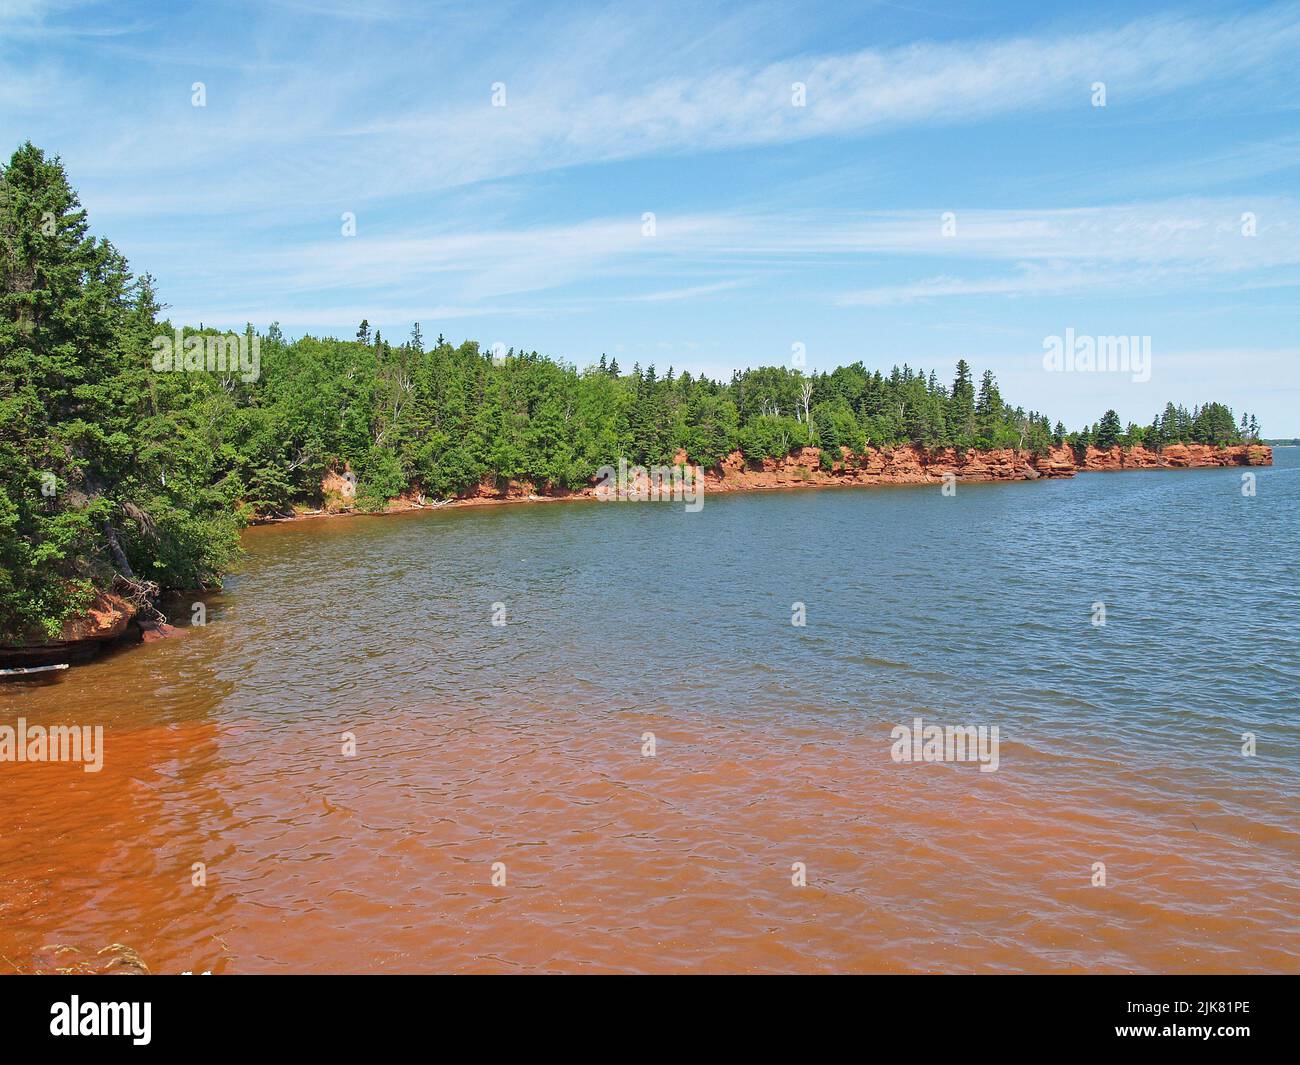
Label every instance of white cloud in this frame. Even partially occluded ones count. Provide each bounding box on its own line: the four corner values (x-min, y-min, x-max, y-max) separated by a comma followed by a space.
195, 199, 1296, 311
14, 4, 1300, 215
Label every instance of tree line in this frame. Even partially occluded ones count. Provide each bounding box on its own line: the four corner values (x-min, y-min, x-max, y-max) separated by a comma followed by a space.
0, 143, 1263, 640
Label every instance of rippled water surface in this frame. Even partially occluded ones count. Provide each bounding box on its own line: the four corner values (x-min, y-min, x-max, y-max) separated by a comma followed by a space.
3, 453, 1298, 973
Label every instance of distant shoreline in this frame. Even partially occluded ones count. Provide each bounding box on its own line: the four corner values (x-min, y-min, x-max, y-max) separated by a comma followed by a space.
250, 440, 1272, 526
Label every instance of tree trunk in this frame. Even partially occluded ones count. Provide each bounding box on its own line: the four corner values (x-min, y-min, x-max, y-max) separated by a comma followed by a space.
103, 522, 135, 579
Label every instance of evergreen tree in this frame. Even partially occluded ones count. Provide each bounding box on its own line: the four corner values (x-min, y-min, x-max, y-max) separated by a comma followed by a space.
974, 369, 1004, 443
1095, 410, 1123, 449
947, 359, 976, 446
0, 143, 237, 640
1159, 402, 1178, 443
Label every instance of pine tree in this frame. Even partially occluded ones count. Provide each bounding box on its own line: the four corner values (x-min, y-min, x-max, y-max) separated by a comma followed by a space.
1166, 406, 1180, 440
974, 370, 1003, 443
948, 359, 976, 445
1095, 410, 1123, 449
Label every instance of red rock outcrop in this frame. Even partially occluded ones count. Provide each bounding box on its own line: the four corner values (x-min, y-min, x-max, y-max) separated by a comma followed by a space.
1079, 442, 1268, 471
61, 593, 135, 646
0, 591, 137, 669
320, 468, 357, 512
139, 621, 183, 643
587, 441, 1265, 495
1032, 445, 1079, 478
702, 444, 1048, 493
280, 442, 1271, 520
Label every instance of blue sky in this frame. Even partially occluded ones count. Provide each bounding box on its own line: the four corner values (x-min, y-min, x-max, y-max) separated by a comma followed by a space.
4, 0, 1299, 432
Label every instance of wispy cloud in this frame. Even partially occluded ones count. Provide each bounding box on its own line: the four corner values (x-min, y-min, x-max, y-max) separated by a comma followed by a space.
620, 280, 751, 302
827, 201, 1299, 304
146, 196, 1300, 329
13, 3, 1300, 215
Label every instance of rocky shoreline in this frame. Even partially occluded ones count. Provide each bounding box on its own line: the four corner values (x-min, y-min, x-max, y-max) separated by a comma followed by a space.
2, 442, 1271, 669
0, 593, 180, 673
266, 440, 1271, 517
681, 440, 1271, 495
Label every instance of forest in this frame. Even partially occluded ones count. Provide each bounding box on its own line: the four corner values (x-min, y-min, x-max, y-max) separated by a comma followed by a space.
0, 143, 1263, 641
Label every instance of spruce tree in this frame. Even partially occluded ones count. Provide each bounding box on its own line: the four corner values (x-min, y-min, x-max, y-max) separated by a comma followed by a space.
1095, 410, 1123, 449
974, 370, 1003, 443
948, 359, 976, 445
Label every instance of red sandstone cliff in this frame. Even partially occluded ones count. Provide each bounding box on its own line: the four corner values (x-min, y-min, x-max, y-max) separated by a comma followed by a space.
0, 591, 137, 669
1077, 442, 1271, 471
317, 441, 1270, 510
702, 445, 1045, 492
688, 441, 1269, 494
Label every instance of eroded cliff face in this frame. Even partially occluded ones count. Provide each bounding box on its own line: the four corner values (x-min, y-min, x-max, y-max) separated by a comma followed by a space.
324, 441, 1272, 508
703, 445, 1044, 491
1078, 442, 1271, 471
695, 441, 1270, 493
459, 479, 581, 504
0, 591, 137, 668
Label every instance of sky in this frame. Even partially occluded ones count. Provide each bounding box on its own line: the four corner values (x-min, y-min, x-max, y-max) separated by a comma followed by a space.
3, 0, 1299, 433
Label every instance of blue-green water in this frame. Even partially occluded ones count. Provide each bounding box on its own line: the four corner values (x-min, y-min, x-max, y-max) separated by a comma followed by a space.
236, 448, 1299, 770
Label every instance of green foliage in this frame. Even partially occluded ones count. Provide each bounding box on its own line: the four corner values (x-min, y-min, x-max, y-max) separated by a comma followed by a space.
1095, 409, 1124, 449
739, 415, 810, 460
1071, 400, 1257, 453
0, 143, 238, 640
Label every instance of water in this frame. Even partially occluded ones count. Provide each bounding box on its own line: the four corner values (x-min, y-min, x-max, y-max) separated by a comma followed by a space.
2, 452, 1297, 973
